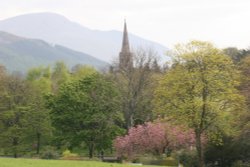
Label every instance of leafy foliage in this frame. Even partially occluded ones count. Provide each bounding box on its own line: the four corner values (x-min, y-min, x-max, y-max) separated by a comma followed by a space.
46, 73, 124, 158
25, 66, 53, 154
0, 74, 31, 157
155, 41, 245, 167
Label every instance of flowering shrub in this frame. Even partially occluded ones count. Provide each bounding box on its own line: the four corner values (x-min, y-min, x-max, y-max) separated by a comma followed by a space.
113, 122, 195, 159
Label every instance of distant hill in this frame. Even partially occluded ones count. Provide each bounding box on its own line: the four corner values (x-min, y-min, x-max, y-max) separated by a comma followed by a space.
0, 12, 168, 62
0, 31, 108, 72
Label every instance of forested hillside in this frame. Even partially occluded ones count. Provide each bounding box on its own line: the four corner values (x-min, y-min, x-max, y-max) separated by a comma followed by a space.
0, 31, 108, 72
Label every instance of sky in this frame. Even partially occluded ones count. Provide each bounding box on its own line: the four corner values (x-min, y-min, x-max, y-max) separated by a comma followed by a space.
1, 0, 250, 49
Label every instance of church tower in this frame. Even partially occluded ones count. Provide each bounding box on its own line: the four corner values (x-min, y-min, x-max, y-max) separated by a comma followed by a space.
119, 20, 133, 69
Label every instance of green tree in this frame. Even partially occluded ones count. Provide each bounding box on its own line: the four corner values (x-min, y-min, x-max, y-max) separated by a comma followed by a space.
71, 64, 97, 80
0, 74, 30, 157
223, 47, 250, 63
235, 56, 250, 164
0, 109, 28, 158
51, 61, 70, 92
239, 56, 250, 108
0, 65, 7, 111
155, 41, 244, 167
46, 73, 123, 158
26, 66, 53, 154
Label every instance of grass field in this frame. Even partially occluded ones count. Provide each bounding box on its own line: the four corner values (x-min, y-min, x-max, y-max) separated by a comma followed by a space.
0, 158, 165, 167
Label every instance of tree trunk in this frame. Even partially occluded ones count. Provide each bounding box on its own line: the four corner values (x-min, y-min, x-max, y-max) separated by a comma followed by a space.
13, 138, 18, 158
195, 131, 205, 167
129, 113, 134, 128
36, 132, 41, 154
125, 109, 134, 130
14, 152, 17, 158
100, 150, 104, 159
196, 64, 207, 167
88, 143, 94, 158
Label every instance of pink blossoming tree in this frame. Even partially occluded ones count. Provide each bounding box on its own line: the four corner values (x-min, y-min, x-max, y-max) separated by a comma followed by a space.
113, 122, 195, 159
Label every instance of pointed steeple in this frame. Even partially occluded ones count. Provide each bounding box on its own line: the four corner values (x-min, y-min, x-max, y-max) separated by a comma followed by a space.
119, 20, 133, 69
121, 20, 130, 53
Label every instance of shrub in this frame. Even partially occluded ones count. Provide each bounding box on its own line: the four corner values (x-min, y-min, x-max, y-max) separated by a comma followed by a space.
178, 150, 198, 167
40, 146, 60, 159
61, 149, 80, 160
232, 161, 250, 167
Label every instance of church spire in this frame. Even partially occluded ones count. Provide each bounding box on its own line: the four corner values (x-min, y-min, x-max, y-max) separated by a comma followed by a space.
119, 20, 133, 69
121, 19, 130, 53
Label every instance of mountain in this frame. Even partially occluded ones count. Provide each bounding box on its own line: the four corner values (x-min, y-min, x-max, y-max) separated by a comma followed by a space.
0, 31, 108, 72
0, 12, 168, 62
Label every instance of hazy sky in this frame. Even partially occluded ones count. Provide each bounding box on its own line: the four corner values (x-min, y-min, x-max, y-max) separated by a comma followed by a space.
1, 0, 250, 49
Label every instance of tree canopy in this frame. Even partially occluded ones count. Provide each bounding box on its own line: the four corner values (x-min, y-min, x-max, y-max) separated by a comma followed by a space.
46, 73, 124, 158
154, 41, 245, 167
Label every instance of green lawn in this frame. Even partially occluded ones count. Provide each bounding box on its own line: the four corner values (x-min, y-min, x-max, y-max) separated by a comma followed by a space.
0, 158, 163, 167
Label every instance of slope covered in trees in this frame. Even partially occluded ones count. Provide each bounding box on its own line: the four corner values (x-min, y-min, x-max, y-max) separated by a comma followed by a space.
0, 31, 108, 72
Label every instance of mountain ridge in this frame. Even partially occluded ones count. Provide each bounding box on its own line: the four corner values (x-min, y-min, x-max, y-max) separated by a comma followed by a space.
0, 12, 168, 62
